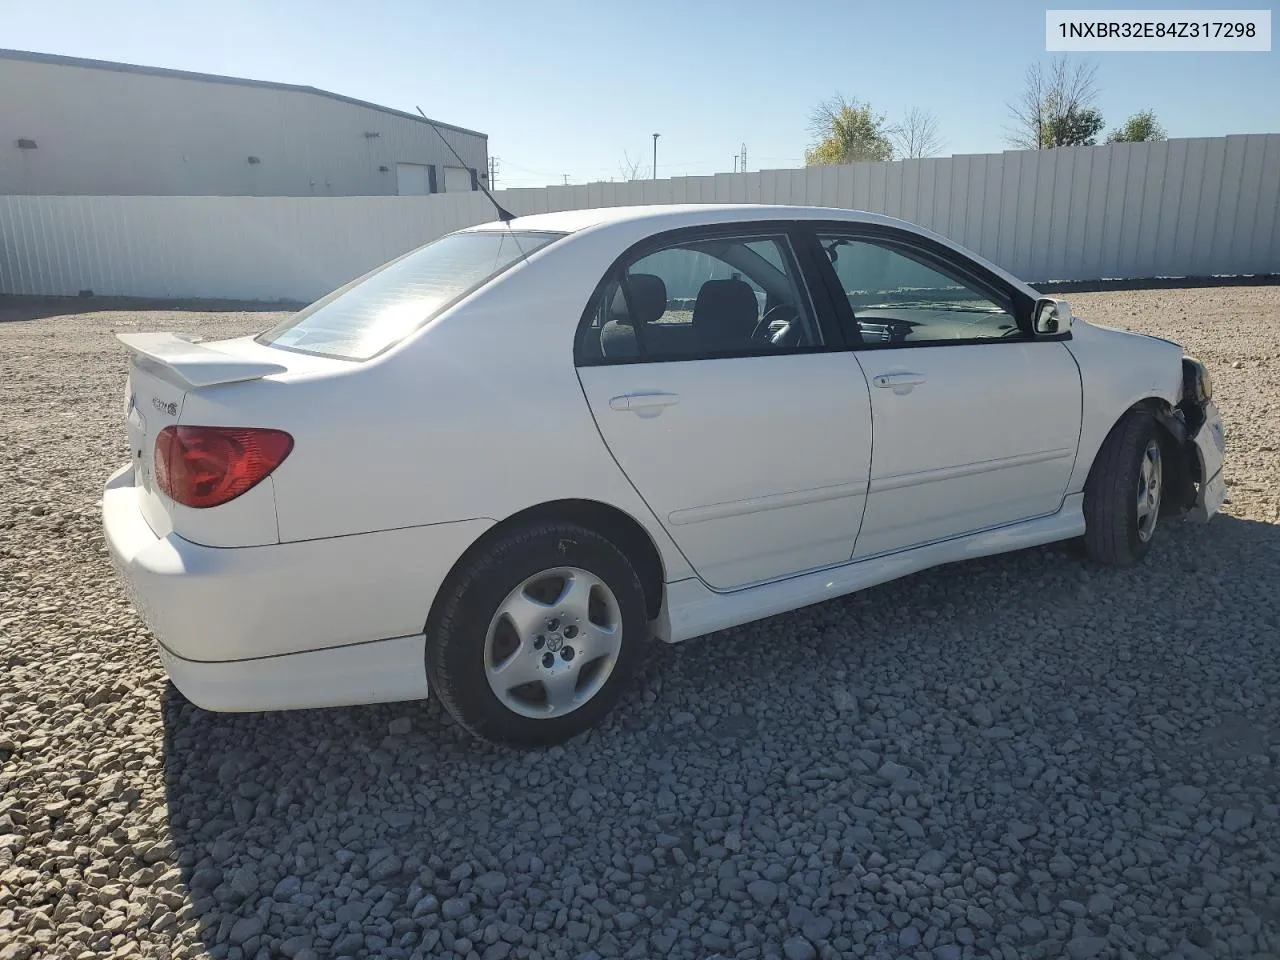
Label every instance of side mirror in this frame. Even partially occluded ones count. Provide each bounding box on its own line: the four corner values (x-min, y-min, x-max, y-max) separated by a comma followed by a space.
1033, 297, 1072, 336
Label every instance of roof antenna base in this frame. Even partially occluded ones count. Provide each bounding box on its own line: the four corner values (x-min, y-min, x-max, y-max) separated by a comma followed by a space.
416, 106, 515, 223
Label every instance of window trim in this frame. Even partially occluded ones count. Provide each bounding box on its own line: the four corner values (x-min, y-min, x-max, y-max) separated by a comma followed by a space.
797, 222, 1063, 350
573, 221, 845, 367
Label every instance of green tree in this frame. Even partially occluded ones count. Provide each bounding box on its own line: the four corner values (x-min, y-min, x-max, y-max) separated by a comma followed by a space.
1045, 107, 1105, 147
805, 95, 894, 165
1106, 109, 1168, 143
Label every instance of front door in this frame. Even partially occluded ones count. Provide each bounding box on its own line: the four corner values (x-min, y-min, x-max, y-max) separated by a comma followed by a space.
809, 230, 1083, 559
575, 229, 873, 590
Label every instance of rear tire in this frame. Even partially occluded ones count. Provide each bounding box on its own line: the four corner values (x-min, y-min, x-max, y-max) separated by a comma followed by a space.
1082, 411, 1164, 567
425, 522, 649, 747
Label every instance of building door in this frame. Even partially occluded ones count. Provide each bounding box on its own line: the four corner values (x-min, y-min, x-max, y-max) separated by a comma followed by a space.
443, 165, 473, 192
396, 163, 430, 196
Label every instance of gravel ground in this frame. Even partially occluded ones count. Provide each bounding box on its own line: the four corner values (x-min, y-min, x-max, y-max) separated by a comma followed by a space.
1, 286, 1278, 960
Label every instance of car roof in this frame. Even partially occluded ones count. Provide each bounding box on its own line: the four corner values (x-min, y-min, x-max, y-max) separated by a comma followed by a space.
464, 203, 913, 236
463, 203, 1040, 299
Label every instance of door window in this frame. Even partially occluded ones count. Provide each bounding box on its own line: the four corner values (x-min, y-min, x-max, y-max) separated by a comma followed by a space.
817, 236, 1022, 345
579, 235, 820, 363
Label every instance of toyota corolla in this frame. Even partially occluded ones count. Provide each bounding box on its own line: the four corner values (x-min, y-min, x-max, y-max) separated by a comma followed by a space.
103, 204, 1225, 745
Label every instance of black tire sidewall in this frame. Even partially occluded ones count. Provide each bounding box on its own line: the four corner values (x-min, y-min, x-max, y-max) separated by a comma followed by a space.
1122, 417, 1162, 562
1085, 412, 1161, 566
425, 523, 650, 746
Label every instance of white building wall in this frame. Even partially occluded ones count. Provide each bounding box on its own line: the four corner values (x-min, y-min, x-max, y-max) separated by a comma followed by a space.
0, 54, 487, 197
1, 136, 1276, 302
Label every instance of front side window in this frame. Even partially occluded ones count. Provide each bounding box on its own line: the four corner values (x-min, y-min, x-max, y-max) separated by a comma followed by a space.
817, 235, 1022, 345
583, 235, 819, 363
258, 230, 561, 360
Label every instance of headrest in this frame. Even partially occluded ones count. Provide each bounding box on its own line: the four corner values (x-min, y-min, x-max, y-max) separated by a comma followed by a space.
609, 273, 667, 326
692, 278, 759, 345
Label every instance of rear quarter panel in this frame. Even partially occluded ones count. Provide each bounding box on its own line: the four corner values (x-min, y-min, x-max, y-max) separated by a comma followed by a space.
1062, 318, 1184, 494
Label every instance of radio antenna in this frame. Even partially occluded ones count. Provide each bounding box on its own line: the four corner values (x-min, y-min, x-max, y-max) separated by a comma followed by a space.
415, 106, 514, 223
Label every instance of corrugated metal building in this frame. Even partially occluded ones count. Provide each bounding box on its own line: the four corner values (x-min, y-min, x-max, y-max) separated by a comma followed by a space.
0, 48, 488, 197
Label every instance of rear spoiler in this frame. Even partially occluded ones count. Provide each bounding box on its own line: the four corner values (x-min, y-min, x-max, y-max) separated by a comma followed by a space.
117, 332, 288, 389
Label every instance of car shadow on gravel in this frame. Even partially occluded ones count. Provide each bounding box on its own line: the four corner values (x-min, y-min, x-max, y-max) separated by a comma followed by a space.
160, 513, 1280, 960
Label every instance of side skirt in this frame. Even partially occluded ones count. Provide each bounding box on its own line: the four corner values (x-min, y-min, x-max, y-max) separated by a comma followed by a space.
662, 494, 1085, 643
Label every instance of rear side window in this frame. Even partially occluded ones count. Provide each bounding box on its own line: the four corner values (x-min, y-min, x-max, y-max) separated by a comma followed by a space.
258, 230, 562, 360
578, 234, 820, 364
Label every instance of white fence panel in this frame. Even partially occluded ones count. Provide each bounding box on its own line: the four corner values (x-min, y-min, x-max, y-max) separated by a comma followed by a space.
1, 136, 1277, 302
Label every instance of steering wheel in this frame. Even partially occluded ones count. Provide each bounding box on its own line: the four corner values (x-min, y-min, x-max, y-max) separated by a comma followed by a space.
751, 304, 799, 345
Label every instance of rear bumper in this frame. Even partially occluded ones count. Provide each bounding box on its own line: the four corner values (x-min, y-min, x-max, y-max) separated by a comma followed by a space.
157, 634, 429, 712
102, 464, 492, 710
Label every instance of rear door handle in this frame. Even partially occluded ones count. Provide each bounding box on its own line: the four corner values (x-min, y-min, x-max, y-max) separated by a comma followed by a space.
872, 373, 926, 394
609, 392, 680, 414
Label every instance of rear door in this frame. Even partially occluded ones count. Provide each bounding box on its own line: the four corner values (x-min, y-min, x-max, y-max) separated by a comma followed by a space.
575, 226, 873, 591
806, 227, 1082, 558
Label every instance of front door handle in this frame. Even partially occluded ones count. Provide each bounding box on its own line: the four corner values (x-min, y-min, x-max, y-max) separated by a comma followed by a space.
872, 373, 926, 394
609, 392, 680, 416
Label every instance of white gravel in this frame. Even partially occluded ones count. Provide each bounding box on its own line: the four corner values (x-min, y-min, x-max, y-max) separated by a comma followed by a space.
1, 286, 1278, 960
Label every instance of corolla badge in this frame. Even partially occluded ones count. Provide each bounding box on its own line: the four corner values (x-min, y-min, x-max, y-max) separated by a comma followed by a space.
152, 397, 178, 416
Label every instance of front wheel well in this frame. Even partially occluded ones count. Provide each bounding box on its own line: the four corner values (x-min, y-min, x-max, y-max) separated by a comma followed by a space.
430, 500, 666, 628
1110, 398, 1197, 513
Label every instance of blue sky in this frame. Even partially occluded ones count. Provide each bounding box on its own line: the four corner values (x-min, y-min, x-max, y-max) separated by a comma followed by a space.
4, 0, 1277, 187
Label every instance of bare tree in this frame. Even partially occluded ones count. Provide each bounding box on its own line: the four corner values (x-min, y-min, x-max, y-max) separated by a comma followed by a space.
890, 108, 944, 159
618, 150, 645, 181
1007, 62, 1050, 150
1007, 55, 1102, 149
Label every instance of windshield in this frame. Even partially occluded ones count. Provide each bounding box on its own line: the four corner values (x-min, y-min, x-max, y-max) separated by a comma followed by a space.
257, 230, 562, 360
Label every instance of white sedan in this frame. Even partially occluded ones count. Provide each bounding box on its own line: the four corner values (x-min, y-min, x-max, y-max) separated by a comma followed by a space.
103, 204, 1225, 745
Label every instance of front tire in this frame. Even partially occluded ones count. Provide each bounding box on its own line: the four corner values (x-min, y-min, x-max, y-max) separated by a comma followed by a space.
425, 522, 650, 746
1082, 411, 1164, 567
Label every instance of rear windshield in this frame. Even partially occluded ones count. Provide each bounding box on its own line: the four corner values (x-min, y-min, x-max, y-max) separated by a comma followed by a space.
257, 230, 562, 360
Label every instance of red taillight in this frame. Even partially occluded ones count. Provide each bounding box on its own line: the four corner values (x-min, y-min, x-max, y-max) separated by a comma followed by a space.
154, 426, 293, 509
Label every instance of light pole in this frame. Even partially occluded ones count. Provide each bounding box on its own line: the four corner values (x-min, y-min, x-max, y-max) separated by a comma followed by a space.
652, 133, 660, 180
